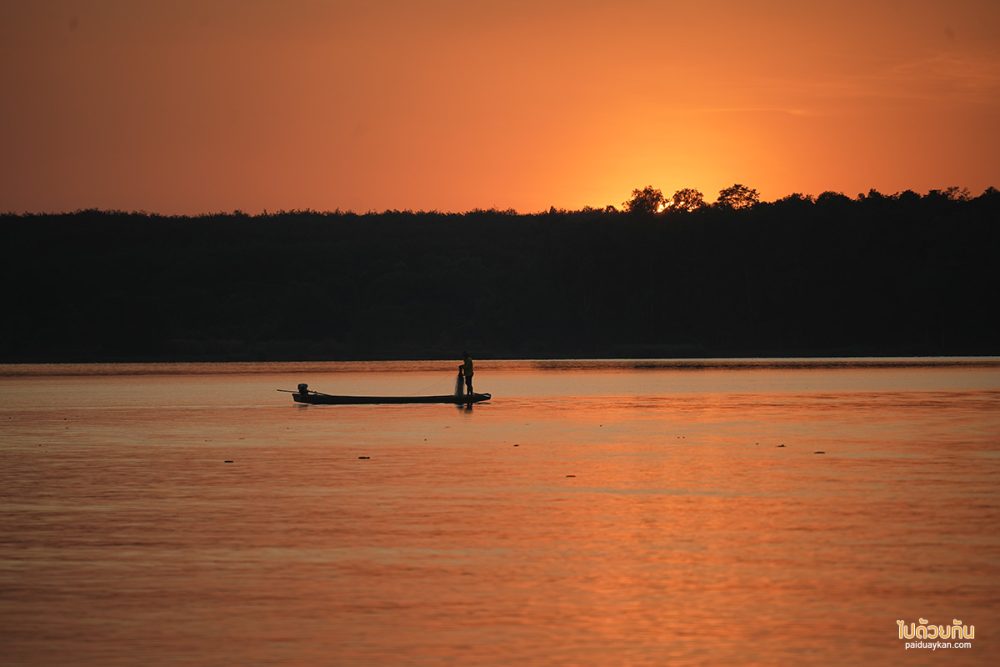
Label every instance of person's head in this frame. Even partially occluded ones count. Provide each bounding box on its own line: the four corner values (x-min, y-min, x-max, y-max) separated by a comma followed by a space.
463, 351, 469, 359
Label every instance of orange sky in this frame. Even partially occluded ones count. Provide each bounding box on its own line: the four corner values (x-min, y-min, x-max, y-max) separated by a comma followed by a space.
1, 0, 998, 214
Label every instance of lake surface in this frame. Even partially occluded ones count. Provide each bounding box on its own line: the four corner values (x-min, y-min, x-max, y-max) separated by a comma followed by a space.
1, 359, 999, 666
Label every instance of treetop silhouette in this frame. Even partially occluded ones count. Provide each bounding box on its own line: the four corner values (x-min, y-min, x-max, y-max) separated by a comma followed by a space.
623, 186, 665, 215
716, 183, 760, 210
669, 188, 706, 212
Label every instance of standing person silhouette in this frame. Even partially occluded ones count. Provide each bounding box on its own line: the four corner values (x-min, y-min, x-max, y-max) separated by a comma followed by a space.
462, 352, 474, 397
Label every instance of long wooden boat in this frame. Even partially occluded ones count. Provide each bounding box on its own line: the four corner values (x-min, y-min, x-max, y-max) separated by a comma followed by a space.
290, 391, 492, 405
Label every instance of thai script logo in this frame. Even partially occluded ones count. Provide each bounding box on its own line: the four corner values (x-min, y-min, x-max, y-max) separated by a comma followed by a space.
896, 618, 974, 651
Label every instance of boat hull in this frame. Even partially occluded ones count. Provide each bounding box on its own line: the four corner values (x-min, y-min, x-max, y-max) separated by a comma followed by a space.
292, 392, 492, 405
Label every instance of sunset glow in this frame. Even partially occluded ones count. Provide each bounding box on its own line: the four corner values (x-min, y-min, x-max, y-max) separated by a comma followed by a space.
1, 0, 998, 213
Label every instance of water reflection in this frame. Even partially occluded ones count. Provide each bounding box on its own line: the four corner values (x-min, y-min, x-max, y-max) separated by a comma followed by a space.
0, 361, 997, 666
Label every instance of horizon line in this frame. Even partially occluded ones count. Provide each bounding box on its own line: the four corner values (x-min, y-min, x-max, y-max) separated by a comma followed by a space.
2, 183, 997, 218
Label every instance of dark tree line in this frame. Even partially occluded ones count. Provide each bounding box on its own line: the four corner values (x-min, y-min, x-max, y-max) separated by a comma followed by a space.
1, 186, 998, 361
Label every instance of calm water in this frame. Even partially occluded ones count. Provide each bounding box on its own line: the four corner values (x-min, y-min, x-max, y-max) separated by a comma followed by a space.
1, 359, 999, 666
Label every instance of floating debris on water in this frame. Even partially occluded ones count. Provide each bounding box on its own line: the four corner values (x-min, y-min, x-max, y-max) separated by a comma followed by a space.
224, 460, 233, 463
358, 456, 370, 460
566, 474, 576, 478
814, 451, 826, 454
777, 444, 786, 448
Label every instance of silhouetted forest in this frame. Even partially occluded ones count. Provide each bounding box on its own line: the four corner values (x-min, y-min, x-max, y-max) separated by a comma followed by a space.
2, 186, 999, 362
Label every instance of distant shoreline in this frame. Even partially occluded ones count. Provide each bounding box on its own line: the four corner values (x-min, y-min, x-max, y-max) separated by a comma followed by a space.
4, 345, 1000, 367
4, 337, 999, 366
3, 356, 999, 378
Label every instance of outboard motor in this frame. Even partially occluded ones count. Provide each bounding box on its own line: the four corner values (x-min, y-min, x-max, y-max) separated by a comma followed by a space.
297, 383, 309, 396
